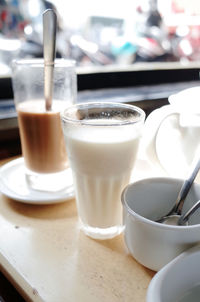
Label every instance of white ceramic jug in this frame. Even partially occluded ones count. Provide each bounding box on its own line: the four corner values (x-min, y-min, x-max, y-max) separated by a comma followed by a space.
141, 86, 200, 178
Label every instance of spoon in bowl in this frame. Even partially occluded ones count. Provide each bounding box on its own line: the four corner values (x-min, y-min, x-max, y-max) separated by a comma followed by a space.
162, 199, 200, 226
156, 156, 200, 224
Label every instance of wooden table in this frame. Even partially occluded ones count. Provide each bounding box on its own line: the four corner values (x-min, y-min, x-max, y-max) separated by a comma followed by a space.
0, 157, 156, 302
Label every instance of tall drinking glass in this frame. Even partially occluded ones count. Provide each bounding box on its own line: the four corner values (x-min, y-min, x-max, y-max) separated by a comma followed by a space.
12, 58, 77, 192
61, 102, 145, 239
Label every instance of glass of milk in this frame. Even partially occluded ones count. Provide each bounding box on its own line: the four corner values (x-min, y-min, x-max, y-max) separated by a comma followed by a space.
11, 58, 77, 192
61, 102, 145, 239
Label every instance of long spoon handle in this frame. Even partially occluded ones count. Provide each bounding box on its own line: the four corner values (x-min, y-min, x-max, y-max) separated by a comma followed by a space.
175, 156, 200, 215
43, 9, 57, 111
178, 199, 200, 225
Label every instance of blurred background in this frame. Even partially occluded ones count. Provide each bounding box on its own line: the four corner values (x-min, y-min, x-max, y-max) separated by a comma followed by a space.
1, 0, 200, 160
0, 0, 200, 74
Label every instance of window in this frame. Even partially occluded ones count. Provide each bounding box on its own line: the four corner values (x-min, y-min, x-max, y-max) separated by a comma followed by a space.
0, 0, 200, 76
1, 0, 200, 157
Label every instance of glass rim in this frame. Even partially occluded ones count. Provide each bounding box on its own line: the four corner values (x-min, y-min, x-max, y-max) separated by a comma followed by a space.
11, 58, 76, 68
61, 102, 146, 126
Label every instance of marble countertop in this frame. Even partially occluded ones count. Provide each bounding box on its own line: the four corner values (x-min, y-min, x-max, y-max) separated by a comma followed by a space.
0, 157, 156, 302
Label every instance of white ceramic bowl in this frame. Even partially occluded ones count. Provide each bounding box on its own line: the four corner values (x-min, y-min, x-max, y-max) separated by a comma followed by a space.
147, 244, 200, 302
121, 177, 200, 271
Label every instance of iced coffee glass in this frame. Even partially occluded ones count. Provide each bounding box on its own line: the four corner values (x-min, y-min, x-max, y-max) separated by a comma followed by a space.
61, 102, 145, 239
12, 59, 77, 192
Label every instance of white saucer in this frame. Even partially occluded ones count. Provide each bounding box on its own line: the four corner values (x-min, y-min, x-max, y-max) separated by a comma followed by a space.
0, 158, 74, 204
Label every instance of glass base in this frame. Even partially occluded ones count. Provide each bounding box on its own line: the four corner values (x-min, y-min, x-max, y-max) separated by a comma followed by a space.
25, 168, 72, 192
80, 222, 124, 240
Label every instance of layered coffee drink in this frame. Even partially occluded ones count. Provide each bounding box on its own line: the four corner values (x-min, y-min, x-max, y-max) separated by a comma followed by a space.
12, 58, 76, 192
17, 100, 68, 174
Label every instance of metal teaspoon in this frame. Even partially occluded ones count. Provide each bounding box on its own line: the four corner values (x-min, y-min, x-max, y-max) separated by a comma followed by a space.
156, 156, 200, 224
43, 9, 57, 111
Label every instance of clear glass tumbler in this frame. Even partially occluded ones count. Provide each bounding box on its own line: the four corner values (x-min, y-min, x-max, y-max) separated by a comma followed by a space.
61, 102, 145, 239
12, 58, 77, 192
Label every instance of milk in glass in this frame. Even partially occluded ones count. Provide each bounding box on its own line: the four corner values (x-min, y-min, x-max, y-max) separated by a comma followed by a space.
64, 121, 141, 236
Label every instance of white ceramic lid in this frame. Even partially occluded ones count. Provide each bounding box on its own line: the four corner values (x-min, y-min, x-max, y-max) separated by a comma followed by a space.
147, 244, 200, 302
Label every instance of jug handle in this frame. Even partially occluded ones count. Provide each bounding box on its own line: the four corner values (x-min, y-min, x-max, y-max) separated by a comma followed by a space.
140, 105, 179, 173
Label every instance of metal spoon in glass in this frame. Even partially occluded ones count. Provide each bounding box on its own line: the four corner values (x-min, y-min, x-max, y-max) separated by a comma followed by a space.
156, 157, 200, 224
43, 9, 57, 111
162, 199, 200, 226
